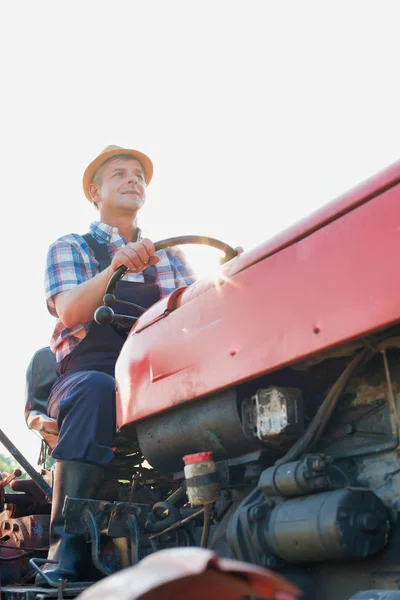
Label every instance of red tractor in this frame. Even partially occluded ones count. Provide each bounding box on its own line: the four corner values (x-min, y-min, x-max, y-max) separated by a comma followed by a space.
2, 158, 400, 600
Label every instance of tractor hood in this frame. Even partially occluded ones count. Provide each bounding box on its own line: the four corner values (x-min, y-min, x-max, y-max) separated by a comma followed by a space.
115, 158, 400, 430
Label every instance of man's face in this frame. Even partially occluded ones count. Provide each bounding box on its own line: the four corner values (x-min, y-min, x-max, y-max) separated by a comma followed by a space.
92, 157, 146, 214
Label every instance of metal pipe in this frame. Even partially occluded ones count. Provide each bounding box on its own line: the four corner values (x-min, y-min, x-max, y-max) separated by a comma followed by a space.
200, 504, 211, 548
148, 508, 204, 540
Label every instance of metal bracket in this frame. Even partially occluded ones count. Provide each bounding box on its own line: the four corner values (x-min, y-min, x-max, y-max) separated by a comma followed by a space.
64, 498, 149, 572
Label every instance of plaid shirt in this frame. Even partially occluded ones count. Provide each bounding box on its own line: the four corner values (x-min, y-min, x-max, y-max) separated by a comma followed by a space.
45, 221, 196, 363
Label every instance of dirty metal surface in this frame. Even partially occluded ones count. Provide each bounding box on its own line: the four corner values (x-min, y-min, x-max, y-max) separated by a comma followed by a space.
0, 583, 90, 599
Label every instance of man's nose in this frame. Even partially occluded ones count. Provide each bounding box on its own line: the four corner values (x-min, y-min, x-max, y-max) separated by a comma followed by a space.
128, 174, 139, 184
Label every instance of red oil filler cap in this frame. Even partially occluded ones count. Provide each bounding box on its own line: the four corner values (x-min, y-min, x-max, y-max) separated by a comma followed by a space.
183, 452, 220, 506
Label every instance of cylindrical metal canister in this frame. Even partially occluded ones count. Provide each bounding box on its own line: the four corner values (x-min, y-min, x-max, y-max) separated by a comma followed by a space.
183, 452, 220, 506
265, 489, 389, 563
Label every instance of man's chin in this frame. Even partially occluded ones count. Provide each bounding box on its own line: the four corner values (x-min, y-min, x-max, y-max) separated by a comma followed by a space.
120, 199, 145, 212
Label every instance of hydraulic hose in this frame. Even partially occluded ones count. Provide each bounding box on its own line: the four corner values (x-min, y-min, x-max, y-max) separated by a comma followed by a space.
275, 336, 400, 467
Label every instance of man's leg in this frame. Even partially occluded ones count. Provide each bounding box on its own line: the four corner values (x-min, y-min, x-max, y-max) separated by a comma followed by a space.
37, 371, 116, 584
49, 370, 117, 465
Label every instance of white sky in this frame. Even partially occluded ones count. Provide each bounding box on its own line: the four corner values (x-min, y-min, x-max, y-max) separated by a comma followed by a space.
1, 1, 400, 466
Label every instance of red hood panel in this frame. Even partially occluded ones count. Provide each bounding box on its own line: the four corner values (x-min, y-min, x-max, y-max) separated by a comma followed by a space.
116, 161, 400, 428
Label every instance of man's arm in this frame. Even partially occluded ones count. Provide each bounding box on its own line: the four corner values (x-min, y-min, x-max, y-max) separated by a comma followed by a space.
53, 265, 116, 328
49, 238, 159, 329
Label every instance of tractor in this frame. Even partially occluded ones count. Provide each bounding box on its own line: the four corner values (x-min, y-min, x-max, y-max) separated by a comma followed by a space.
2, 158, 400, 600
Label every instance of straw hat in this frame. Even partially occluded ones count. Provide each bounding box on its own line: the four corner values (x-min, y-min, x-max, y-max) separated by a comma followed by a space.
82, 144, 154, 202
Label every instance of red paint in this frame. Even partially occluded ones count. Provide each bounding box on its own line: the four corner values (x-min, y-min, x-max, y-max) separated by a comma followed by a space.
115, 159, 400, 429
183, 452, 214, 465
78, 547, 299, 600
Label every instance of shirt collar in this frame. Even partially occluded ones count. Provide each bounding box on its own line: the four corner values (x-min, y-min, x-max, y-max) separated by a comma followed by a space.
89, 221, 142, 244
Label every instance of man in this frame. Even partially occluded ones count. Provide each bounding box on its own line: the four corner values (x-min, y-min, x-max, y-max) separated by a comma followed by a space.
41, 145, 196, 583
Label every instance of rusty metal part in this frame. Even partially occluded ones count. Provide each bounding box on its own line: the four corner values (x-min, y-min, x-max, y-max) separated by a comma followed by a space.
84, 508, 114, 576
163, 482, 187, 506
27, 557, 93, 598
200, 504, 211, 548
0, 428, 53, 500
0, 469, 22, 491
29, 557, 65, 588
0, 581, 90, 599
381, 348, 400, 430
8, 477, 51, 516
145, 484, 188, 536
275, 347, 373, 466
128, 473, 141, 502
63, 498, 148, 574
259, 454, 335, 498
75, 547, 300, 600
148, 507, 204, 540
145, 500, 181, 533
0, 511, 50, 585
275, 340, 400, 466
242, 387, 304, 444
0, 512, 50, 551
64, 498, 149, 535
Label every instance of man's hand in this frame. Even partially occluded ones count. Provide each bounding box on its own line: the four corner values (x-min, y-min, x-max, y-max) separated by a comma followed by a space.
219, 246, 244, 266
54, 238, 160, 328
111, 238, 160, 273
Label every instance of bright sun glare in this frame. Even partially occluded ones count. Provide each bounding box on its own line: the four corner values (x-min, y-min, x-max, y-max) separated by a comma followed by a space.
183, 245, 230, 281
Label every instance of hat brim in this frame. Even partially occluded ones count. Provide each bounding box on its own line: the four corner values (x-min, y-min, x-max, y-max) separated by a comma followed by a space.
82, 148, 154, 202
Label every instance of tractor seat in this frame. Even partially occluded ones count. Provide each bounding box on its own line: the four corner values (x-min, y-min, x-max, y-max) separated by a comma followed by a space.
25, 346, 59, 449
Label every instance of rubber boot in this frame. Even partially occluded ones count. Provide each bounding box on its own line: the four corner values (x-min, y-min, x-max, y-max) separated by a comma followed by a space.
35, 460, 103, 585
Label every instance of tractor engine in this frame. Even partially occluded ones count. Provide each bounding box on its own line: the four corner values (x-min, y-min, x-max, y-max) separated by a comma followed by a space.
120, 338, 399, 599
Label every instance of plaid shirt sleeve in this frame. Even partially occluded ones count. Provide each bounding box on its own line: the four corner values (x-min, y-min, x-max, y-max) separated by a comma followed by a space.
45, 235, 92, 317
167, 247, 197, 288
154, 247, 196, 297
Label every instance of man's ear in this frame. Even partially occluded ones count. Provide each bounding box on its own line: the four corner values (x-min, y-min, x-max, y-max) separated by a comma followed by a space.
89, 183, 100, 206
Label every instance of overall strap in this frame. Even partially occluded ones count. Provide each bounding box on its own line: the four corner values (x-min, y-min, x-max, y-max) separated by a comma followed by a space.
82, 233, 158, 283
142, 265, 157, 284
82, 233, 111, 272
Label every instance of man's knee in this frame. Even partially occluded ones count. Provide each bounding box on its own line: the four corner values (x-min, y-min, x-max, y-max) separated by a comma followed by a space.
83, 372, 116, 413
84, 371, 116, 398
54, 371, 116, 421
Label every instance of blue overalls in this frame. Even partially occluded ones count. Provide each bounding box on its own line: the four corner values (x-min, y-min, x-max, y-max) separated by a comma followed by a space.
47, 236, 160, 466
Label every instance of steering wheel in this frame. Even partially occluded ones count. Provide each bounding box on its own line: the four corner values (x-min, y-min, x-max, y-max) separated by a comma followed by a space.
95, 235, 238, 328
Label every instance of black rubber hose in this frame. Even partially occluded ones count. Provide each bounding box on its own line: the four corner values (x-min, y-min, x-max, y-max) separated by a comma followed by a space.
274, 347, 373, 467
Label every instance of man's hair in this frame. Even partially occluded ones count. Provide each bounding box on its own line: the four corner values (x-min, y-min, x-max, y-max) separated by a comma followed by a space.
90, 153, 144, 209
